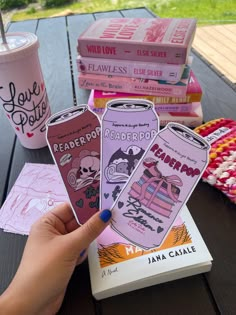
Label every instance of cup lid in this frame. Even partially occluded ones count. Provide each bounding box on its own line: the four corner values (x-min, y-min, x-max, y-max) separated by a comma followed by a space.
0, 32, 39, 63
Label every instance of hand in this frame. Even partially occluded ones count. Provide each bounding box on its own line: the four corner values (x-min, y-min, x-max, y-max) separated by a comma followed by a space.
0, 203, 112, 315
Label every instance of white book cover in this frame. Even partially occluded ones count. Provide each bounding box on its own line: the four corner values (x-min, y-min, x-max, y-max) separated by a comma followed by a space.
77, 55, 186, 81
88, 205, 212, 300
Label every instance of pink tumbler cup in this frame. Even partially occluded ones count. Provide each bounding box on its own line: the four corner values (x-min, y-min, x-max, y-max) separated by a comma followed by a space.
0, 32, 51, 149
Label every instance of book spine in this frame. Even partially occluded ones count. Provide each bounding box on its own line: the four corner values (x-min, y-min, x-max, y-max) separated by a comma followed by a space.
91, 103, 193, 113
93, 93, 202, 107
89, 105, 203, 128
159, 116, 202, 128
78, 40, 188, 64
159, 103, 203, 128
89, 100, 193, 113
156, 103, 193, 112
77, 56, 184, 81
152, 93, 202, 104
94, 94, 152, 108
88, 92, 197, 116
78, 18, 196, 64
187, 71, 202, 94
92, 70, 202, 107
78, 73, 188, 97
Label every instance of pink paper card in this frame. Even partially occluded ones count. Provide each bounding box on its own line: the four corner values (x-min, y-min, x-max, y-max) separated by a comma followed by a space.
110, 123, 210, 250
0, 163, 68, 235
46, 106, 101, 225
100, 98, 159, 211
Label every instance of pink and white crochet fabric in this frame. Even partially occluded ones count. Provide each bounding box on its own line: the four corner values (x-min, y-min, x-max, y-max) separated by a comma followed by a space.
194, 118, 236, 203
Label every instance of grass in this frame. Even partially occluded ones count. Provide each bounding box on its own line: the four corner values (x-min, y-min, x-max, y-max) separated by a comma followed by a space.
11, 0, 236, 26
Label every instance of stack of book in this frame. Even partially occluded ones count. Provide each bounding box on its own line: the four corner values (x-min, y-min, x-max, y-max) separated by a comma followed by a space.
77, 17, 203, 127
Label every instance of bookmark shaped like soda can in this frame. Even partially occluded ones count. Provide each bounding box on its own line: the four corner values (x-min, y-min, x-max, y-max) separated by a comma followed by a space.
111, 122, 210, 250
101, 98, 159, 211
46, 106, 100, 225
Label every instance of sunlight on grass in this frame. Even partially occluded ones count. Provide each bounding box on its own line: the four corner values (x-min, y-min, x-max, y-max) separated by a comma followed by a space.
11, 0, 236, 26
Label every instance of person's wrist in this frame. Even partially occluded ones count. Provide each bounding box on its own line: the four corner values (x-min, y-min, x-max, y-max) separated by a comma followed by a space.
0, 290, 19, 315
0, 287, 34, 315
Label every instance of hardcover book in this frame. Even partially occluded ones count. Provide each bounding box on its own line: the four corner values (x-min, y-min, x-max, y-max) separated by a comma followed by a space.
87, 90, 203, 128
89, 90, 193, 113
159, 102, 203, 127
92, 70, 202, 107
78, 62, 191, 98
88, 205, 212, 300
78, 18, 197, 64
77, 55, 186, 81
155, 103, 193, 112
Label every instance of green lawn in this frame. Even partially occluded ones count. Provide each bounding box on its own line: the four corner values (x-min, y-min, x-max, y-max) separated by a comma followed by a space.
12, 0, 236, 26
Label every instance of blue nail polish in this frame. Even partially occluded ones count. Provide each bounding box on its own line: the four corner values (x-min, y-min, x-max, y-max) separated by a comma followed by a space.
80, 249, 86, 257
99, 209, 112, 223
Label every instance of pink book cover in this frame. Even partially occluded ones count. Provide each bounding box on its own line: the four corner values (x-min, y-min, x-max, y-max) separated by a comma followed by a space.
156, 103, 193, 112
92, 70, 201, 97
187, 70, 203, 94
92, 70, 202, 106
88, 90, 201, 126
88, 90, 193, 114
77, 55, 186, 81
94, 90, 142, 99
78, 62, 191, 98
91, 70, 202, 107
159, 102, 203, 127
78, 18, 196, 64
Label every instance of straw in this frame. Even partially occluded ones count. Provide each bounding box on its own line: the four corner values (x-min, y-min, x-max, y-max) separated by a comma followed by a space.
0, 10, 7, 44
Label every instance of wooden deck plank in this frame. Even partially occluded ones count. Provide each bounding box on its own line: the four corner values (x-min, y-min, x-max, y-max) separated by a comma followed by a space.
224, 24, 236, 32
213, 25, 236, 44
193, 24, 236, 83
193, 41, 236, 82
193, 36, 236, 79
195, 26, 236, 56
202, 26, 236, 50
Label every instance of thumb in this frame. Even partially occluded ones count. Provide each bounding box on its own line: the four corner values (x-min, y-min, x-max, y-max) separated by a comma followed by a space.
64, 209, 112, 253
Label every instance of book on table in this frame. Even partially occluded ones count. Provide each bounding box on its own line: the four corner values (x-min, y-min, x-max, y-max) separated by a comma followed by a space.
78, 61, 191, 98
77, 18, 197, 64
87, 89, 203, 128
91, 70, 202, 108
88, 205, 212, 300
158, 102, 203, 127
76, 54, 187, 81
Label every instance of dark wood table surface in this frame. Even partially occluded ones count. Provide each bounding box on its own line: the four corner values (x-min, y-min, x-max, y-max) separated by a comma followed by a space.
1, 7, 236, 315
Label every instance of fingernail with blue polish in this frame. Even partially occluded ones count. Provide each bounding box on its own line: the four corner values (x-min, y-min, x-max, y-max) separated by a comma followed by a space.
80, 249, 86, 257
99, 209, 112, 223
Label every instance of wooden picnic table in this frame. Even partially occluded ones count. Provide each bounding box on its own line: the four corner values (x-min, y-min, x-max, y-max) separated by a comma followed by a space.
1, 7, 236, 315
